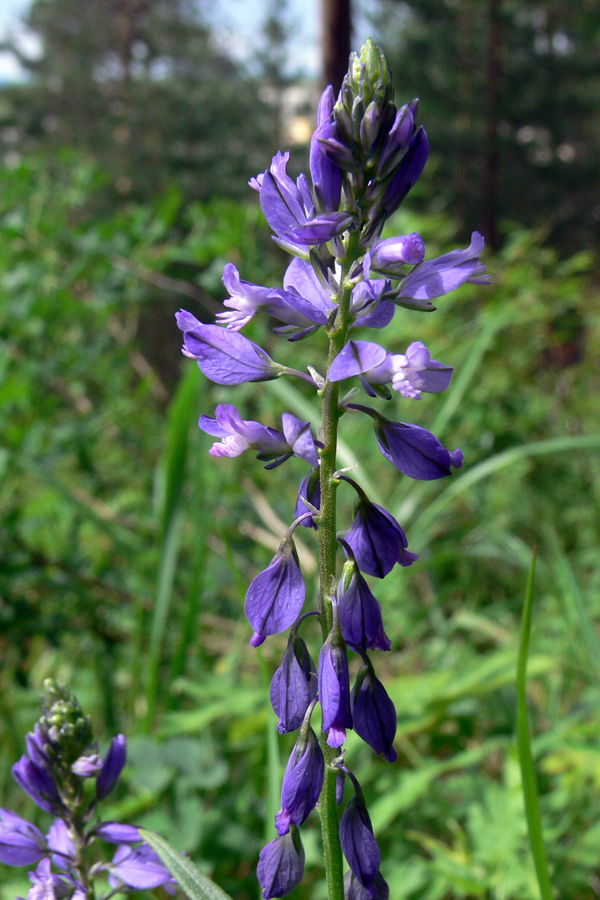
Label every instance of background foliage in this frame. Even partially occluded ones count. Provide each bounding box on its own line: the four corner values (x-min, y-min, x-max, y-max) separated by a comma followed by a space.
1, 0, 600, 898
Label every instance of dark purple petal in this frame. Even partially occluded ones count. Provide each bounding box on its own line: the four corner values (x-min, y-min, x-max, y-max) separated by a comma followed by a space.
311, 118, 342, 213
178, 322, 278, 385
343, 500, 406, 579
12, 756, 62, 815
374, 417, 463, 480
318, 633, 352, 748
275, 727, 324, 834
329, 341, 387, 383
381, 126, 429, 216
337, 550, 391, 652
345, 870, 390, 900
245, 540, 305, 644
377, 103, 415, 177
0, 809, 46, 866
257, 830, 305, 899
270, 634, 318, 734
351, 667, 397, 762
96, 734, 126, 800
340, 795, 381, 893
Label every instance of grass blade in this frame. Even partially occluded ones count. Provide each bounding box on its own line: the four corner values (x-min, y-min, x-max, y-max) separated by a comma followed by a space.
139, 828, 234, 900
516, 547, 553, 900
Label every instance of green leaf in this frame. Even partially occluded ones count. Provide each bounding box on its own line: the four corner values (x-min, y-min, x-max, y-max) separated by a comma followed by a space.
516, 548, 553, 900
138, 828, 235, 900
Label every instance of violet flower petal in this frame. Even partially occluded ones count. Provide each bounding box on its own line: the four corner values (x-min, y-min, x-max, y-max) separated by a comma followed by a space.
108, 843, 175, 890
294, 469, 321, 530
178, 321, 278, 385
351, 667, 397, 762
12, 756, 61, 815
93, 822, 141, 844
329, 341, 387, 383
257, 830, 305, 899
374, 417, 464, 480
337, 549, 391, 652
339, 795, 381, 892
96, 734, 126, 800
397, 232, 488, 301
270, 634, 317, 734
245, 541, 305, 645
345, 870, 390, 900
281, 414, 319, 466
318, 636, 352, 748
0, 809, 46, 866
275, 727, 324, 834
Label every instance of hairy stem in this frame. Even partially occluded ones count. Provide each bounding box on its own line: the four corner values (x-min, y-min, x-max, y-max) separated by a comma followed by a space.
317, 232, 360, 900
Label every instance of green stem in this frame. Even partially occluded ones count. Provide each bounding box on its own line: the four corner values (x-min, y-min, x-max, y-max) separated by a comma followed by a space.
317, 232, 360, 900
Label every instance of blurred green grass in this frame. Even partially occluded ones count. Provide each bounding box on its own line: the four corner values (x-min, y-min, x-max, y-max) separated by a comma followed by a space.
1, 154, 599, 899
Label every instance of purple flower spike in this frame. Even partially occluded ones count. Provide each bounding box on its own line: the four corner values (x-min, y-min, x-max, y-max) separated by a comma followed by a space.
339, 792, 381, 894
367, 233, 425, 275
245, 535, 306, 645
270, 633, 318, 733
176, 316, 279, 385
294, 469, 321, 529
342, 484, 416, 578
108, 843, 176, 892
275, 725, 324, 834
318, 610, 352, 748
345, 871, 390, 900
96, 734, 126, 800
0, 809, 46, 866
12, 755, 62, 815
397, 231, 490, 302
351, 665, 397, 762
349, 405, 463, 481
257, 829, 305, 899
337, 544, 391, 652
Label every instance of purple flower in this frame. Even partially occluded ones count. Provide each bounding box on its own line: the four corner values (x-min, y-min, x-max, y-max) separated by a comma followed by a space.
199, 404, 318, 468
318, 614, 352, 748
351, 665, 397, 762
96, 734, 126, 800
336, 543, 391, 652
245, 533, 306, 646
294, 469, 321, 529
341, 483, 417, 578
12, 755, 62, 816
108, 843, 176, 892
176, 315, 279, 385
310, 87, 343, 214
366, 233, 425, 275
396, 232, 491, 301
0, 809, 46, 866
339, 792, 381, 895
275, 725, 324, 834
349, 405, 463, 480
377, 102, 417, 179
270, 633, 318, 733
330, 340, 453, 400
257, 829, 305, 899
345, 871, 390, 900
217, 262, 331, 337
256, 151, 353, 249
